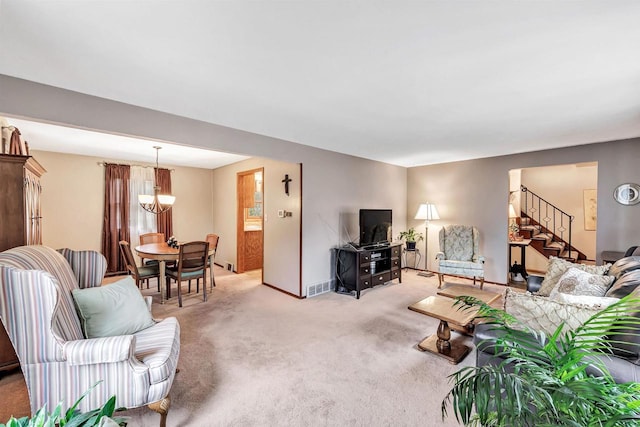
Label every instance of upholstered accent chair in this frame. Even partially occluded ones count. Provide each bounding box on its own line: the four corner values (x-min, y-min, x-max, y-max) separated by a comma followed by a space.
436, 225, 485, 289
0, 245, 179, 426
56, 248, 107, 288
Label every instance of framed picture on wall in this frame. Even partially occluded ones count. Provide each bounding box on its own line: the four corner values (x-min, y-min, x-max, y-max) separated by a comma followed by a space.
583, 189, 597, 231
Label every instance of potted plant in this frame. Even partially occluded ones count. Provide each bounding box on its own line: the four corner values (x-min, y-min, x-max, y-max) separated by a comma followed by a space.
1, 383, 128, 427
442, 295, 640, 426
397, 228, 424, 250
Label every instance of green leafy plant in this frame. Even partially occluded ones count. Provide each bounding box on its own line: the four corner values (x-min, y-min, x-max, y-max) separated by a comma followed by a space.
1, 383, 127, 427
397, 228, 424, 243
442, 295, 640, 427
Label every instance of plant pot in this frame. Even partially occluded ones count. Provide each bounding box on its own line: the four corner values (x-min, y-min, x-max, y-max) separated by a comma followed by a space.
406, 241, 416, 250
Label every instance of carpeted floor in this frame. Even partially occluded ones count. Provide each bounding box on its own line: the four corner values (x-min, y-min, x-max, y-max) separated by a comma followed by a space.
0, 267, 507, 426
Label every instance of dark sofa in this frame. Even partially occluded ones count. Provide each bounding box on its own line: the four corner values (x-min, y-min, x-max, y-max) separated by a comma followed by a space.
474, 255, 640, 383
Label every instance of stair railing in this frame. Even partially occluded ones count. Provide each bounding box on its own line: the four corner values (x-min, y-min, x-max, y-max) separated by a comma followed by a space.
520, 185, 573, 259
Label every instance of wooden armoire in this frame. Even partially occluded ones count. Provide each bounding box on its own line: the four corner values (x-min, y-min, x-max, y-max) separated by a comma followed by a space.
0, 153, 46, 371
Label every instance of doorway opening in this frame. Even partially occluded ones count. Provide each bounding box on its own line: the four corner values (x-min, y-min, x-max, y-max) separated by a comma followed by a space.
507, 162, 597, 282
236, 168, 264, 274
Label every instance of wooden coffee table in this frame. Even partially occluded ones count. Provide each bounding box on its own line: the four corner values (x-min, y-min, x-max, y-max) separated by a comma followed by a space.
408, 295, 478, 364
437, 283, 502, 305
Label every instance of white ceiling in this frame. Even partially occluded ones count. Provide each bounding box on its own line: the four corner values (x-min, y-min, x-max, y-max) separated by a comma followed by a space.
1, 1, 640, 168
8, 117, 249, 169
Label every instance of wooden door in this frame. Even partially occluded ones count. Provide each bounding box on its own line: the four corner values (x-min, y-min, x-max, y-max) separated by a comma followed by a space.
237, 168, 264, 273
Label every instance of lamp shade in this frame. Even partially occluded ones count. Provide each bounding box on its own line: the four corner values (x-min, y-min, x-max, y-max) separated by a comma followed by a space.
415, 203, 440, 221
508, 203, 517, 218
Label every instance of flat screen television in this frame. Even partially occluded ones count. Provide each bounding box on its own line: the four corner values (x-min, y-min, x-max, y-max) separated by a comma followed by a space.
359, 209, 392, 248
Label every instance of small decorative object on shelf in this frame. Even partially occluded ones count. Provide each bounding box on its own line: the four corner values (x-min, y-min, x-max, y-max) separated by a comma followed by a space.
509, 221, 521, 241
167, 236, 179, 249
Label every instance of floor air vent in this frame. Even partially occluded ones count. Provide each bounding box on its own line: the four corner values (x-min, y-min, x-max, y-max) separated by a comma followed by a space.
307, 280, 335, 297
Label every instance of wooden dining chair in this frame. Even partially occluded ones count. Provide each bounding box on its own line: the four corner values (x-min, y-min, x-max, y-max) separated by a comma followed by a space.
165, 241, 209, 307
139, 232, 166, 287
205, 233, 220, 289
119, 240, 161, 290
139, 232, 165, 263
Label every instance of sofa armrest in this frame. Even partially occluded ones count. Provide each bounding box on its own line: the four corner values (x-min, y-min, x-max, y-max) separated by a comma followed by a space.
474, 255, 486, 264
526, 274, 544, 293
435, 251, 445, 260
63, 335, 135, 366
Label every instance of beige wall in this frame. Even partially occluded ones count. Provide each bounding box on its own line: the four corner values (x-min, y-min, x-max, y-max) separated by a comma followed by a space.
31, 149, 213, 252
212, 158, 302, 295
33, 150, 104, 250
407, 139, 640, 284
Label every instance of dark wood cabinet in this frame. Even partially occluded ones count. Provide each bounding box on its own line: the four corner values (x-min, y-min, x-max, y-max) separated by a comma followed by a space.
0, 323, 18, 371
335, 243, 402, 299
0, 154, 46, 252
0, 154, 45, 371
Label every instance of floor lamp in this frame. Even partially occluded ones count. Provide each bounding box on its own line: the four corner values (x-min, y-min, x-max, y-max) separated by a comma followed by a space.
414, 203, 440, 277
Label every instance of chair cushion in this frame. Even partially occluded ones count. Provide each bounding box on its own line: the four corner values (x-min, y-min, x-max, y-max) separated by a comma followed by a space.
72, 276, 155, 338
138, 265, 160, 278
442, 225, 474, 261
134, 316, 181, 385
166, 268, 205, 280
438, 259, 483, 271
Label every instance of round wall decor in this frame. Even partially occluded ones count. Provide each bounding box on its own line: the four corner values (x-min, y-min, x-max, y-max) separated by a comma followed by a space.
613, 183, 640, 205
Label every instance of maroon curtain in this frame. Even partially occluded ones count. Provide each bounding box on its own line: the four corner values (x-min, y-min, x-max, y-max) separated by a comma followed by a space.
156, 168, 173, 239
102, 164, 131, 273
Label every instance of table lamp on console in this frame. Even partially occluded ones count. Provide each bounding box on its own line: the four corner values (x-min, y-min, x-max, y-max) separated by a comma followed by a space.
414, 202, 439, 277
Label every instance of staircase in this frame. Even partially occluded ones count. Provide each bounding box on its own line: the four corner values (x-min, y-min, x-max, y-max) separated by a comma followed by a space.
517, 185, 587, 262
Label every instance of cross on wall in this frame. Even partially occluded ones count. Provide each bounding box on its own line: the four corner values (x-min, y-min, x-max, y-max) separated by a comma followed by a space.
282, 174, 292, 196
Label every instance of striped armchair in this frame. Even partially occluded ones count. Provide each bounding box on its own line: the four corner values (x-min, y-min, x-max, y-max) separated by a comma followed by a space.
0, 246, 179, 426
436, 225, 485, 289
56, 248, 107, 288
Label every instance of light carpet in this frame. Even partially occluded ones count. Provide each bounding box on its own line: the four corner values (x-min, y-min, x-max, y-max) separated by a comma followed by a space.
0, 268, 507, 426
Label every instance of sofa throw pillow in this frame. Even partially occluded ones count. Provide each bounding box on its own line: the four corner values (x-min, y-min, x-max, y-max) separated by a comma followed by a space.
608, 256, 640, 280
551, 292, 620, 309
537, 256, 611, 296
504, 288, 602, 336
548, 267, 614, 299
72, 276, 155, 338
605, 269, 640, 298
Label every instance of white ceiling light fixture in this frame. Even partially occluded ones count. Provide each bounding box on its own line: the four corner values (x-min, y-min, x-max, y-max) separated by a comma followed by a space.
139, 146, 176, 214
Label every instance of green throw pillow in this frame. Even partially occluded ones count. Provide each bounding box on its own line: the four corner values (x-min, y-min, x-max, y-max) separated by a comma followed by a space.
72, 276, 155, 338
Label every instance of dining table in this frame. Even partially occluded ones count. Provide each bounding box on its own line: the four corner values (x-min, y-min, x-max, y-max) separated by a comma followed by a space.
135, 242, 215, 304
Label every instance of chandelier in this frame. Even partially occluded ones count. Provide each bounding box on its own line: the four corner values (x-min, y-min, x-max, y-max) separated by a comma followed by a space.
138, 146, 175, 214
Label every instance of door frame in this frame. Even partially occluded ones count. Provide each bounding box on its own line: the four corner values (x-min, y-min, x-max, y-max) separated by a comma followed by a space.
236, 167, 264, 275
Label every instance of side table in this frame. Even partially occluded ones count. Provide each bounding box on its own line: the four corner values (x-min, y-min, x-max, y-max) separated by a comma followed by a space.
402, 247, 421, 270
508, 239, 531, 282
